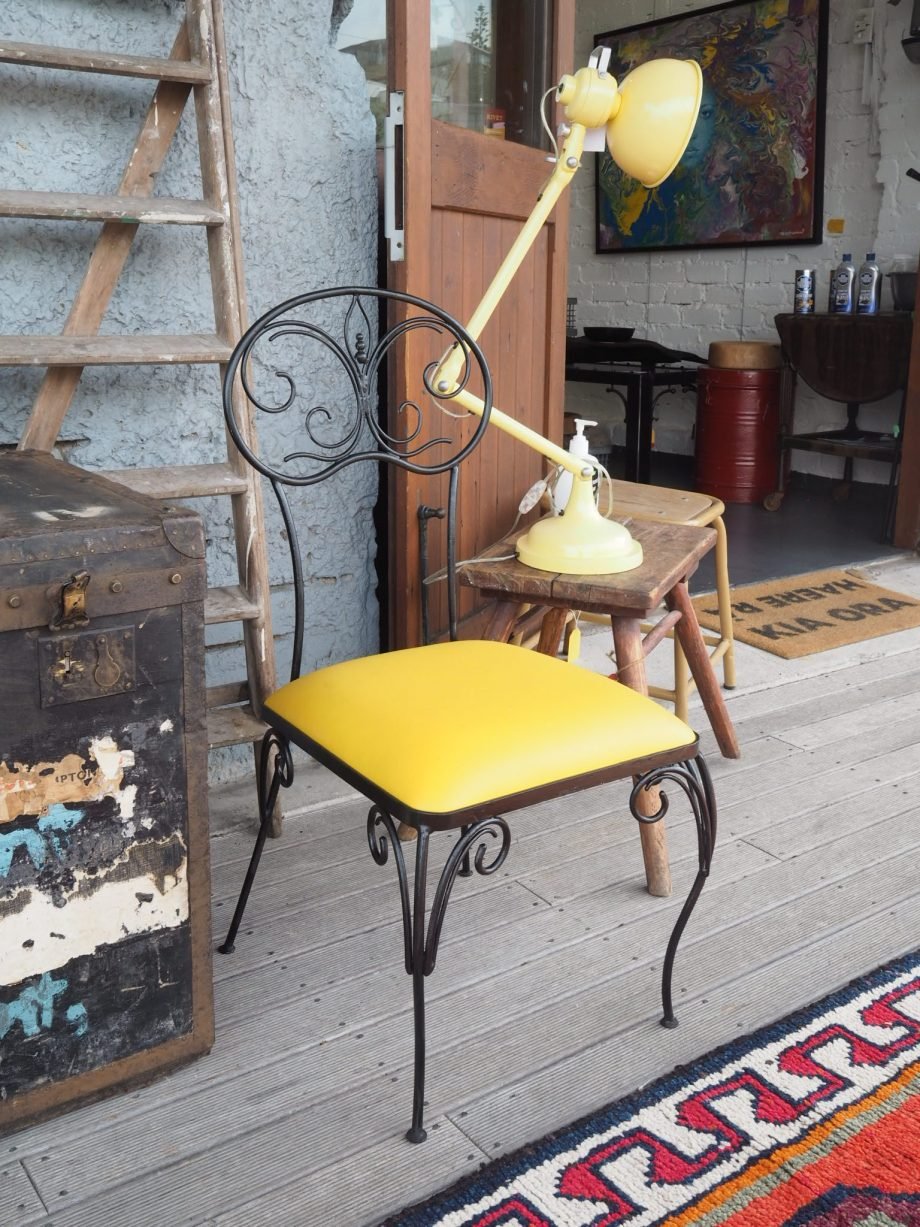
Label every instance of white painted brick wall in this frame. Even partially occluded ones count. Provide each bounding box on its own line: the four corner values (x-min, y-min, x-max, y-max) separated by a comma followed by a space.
567, 0, 920, 482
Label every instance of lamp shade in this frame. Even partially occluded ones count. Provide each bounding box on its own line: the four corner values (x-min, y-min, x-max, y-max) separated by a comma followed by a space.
606, 58, 703, 189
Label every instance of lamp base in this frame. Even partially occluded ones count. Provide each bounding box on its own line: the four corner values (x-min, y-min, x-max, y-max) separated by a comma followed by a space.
515, 477, 643, 575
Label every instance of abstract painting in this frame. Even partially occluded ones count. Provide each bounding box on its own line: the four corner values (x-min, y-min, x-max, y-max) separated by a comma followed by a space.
595, 0, 828, 253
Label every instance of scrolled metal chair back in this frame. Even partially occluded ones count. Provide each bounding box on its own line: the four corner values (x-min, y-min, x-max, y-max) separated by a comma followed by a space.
223, 287, 493, 680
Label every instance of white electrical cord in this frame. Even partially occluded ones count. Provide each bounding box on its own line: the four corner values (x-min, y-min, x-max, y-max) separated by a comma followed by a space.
422, 469, 555, 586
540, 85, 560, 160
423, 455, 618, 588
547, 456, 616, 518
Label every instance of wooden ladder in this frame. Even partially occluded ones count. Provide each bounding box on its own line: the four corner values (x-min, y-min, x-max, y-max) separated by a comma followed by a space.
0, 0, 276, 760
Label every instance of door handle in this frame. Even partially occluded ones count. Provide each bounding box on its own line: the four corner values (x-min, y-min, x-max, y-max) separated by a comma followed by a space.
384, 91, 405, 263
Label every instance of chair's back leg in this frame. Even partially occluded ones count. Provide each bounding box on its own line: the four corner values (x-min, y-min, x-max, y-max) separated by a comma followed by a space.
407, 827, 431, 1144
218, 730, 293, 954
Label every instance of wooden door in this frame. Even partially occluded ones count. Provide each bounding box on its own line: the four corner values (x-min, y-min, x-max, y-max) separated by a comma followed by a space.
386, 0, 575, 648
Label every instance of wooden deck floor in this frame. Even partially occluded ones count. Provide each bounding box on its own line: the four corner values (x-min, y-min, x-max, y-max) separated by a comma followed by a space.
4, 554, 920, 1227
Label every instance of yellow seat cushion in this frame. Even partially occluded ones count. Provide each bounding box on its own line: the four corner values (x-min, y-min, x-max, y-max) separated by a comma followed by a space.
264, 639, 696, 817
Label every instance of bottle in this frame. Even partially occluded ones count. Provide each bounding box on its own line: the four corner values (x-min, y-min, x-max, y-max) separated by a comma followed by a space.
793, 269, 815, 314
831, 253, 856, 313
553, 418, 598, 513
856, 252, 882, 314
826, 253, 837, 312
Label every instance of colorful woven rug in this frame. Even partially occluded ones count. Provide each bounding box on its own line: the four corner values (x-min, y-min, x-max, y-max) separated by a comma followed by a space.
382, 951, 920, 1226
692, 568, 920, 659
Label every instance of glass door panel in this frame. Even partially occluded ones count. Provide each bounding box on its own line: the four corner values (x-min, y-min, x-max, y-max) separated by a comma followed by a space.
431, 1, 551, 148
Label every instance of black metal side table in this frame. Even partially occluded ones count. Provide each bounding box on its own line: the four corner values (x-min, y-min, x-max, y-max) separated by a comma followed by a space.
565, 337, 705, 483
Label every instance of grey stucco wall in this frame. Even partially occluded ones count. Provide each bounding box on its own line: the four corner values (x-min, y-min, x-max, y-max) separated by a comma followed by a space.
0, 0, 379, 780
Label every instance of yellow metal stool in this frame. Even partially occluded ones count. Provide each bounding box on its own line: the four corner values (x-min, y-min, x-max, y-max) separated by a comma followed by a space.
594, 481, 736, 721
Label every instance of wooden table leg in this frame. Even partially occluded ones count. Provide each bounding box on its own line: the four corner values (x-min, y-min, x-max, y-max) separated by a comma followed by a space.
484, 598, 525, 644
611, 616, 672, 898
666, 580, 741, 760
535, 607, 569, 657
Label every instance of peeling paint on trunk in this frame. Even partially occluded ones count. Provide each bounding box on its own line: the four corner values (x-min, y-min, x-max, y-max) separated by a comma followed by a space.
0, 738, 135, 825
5, 854, 189, 984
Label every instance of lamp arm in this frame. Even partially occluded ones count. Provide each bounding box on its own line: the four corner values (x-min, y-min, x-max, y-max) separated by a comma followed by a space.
436, 123, 586, 390
424, 55, 702, 576
449, 385, 591, 480
433, 123, 591, 479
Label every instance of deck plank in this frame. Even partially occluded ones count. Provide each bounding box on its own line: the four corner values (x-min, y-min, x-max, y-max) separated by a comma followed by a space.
15, 839, 767, 1205
0, 1163, 46, 1224
5, 608, 920, 1227
22, 819, 920, 1222
456, 887, 920, 1157
22, 791, 920, 1211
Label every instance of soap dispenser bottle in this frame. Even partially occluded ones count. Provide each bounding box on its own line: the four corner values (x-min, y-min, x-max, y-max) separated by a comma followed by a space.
832, 253, 856, 313
856, 252, 882, 314
553, 417, 598, 513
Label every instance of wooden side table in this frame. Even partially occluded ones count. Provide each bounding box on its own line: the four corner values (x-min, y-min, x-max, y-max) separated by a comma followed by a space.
771, 313, 912, 535
460, 518, 740, 898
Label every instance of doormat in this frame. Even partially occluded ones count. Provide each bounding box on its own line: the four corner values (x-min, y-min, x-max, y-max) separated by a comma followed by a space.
381, 950, 920, 1227
692, 568, 920, 659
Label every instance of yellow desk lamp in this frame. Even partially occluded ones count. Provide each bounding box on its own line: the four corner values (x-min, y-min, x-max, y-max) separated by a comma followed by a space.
434, 47, 702, 575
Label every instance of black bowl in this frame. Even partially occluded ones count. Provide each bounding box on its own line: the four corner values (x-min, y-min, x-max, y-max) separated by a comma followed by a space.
582, 326, 636, 342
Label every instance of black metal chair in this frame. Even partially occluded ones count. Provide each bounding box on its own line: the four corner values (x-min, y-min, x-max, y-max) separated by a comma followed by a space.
217, 287, 717, 1143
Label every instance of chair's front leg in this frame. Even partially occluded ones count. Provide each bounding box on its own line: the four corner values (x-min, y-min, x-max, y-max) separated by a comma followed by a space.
219, 730, 294, 955
630, 755, 717, 1028
368, 810, 511, 1143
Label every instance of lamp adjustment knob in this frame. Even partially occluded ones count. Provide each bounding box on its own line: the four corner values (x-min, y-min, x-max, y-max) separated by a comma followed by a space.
556, 74, 577, 104
556, 66, 620, 129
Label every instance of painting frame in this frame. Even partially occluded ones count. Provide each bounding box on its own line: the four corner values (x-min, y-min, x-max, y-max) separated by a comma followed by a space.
594, 0, 829, 254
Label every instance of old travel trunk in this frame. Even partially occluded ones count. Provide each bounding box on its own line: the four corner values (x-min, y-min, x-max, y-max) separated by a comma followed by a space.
0, 450, 213, 1133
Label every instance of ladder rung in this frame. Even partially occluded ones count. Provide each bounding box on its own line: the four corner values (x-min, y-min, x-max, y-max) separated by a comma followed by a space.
0, 189, 224, 226
0, 334, 233, 366
205, 585, 262, 625
207, 703, 266, 749
102, 463, 249, 500
208, 682, 251, 708
0, 39, 211, 83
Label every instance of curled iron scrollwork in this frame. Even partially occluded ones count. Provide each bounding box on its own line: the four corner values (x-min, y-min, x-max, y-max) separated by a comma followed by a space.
633, 756, 717, 1027
367, 811, 511, 980
424, 816, 511, 975
367, 807, 413, 974
223, 287, 493, 487
629, 758, 716, 875
257, 730, 294, 822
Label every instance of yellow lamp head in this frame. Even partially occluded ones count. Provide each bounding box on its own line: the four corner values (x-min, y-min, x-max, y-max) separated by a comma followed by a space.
607, 59, 704, 188
558, 52, 703, 189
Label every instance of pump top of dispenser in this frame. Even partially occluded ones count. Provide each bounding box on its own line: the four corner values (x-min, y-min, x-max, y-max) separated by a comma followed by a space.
570, 419, 597, 458
554, 418, 600, 513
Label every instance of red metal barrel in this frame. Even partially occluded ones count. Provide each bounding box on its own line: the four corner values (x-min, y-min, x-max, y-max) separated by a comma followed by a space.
695, 367, 780, 504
